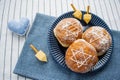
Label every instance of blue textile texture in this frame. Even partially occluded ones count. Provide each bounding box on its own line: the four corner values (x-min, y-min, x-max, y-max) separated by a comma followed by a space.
14, 13, 120, 80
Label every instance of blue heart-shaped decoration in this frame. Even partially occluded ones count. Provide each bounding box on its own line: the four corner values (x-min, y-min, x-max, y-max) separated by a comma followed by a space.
8, 18, 30, 36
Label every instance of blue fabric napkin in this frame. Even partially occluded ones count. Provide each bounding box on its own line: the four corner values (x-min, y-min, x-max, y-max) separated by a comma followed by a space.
14, 13, 120, 80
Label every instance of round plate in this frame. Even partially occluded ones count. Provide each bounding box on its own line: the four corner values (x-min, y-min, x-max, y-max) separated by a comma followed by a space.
48, 11, 114, 72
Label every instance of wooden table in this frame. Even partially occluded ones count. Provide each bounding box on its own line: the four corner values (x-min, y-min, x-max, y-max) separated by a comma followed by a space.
0, 0, 120, 80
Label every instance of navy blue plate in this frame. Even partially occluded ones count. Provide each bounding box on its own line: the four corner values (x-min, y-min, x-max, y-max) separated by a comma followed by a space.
48, 11, 113, 72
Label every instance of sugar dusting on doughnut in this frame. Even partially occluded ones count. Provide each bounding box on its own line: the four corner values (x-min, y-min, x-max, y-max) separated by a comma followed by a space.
53, 18, 83, 47
82, 26, 112, 56
87, 27, 105, 43
62, 21, 72, 29
62, 20, 82, 41
65, 39, 98, 73
70, 48, 94, 68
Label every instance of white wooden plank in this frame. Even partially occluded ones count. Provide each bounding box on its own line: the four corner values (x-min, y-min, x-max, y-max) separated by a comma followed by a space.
95, 0, 116, 30
55, 0, 62, 17
72, 0, 79, 11
65, 0, 68, 11
0, 0, 3, 79
20, 0, 27, 18
0, 0, 6, 41
10, 0, 21, 80
0, 0, 7, 79
26, 0, 32, 23
33, 0, 39, 21
7, 0, 16, 79
99, 0, 113, 30
2, 0, 13, 79
5, 1, 17, 80
50, 0, 56, 16
49, 0, 52, 15
102, 0, 114, 29
70, 0, 89, 14
45, 0, 50, 15
61, 0, 67, 14
83, 0, 89, 11
38, 0, 44, 14
98, 0, 109, 26
88, 0, 97, 14
0, 0, 4, 30
114, 0, 120, 31
26, 0, 33, 37
109, 0, 119, 30
104, 0, 116, 30
25, 0, 28, 17
94, 0, 103, 20
60, 0, 63, 14
114, 0, 120, 19
66, 0, 72, 12
77, 0, 85, 11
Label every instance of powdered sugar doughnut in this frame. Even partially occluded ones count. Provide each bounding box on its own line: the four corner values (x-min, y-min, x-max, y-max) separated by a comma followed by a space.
65, 39, 98, 73
53, 18, 83, 47
82, 26, 112, 56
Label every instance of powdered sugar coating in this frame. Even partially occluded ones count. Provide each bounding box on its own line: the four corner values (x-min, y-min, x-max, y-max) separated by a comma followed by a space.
53, 18, 83, 47
62, 21, 72, 29
65, 39, 98, 73
62, 20, 82, 41
87, 27, 105, 43
70, 48, 95, 68
82, 26, 112, 56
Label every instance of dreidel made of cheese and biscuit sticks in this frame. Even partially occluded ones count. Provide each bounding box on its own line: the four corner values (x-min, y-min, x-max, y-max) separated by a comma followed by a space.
30, 44, 47, 62
71, 4, 82, 20
83, 5, 91, 24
